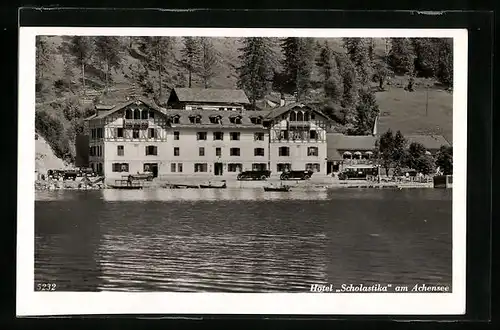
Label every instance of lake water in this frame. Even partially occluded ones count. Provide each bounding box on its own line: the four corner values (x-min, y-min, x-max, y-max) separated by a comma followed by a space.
35, 188, 452, 292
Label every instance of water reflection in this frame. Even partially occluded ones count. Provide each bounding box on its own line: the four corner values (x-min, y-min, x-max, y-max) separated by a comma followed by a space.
101, 188, 329, 202
35, 189, 452, 292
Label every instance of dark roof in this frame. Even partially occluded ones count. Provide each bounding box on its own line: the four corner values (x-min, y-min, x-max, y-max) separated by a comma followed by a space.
406, 135, 451, 149
264, 103, 331, 120
166, 109, 267, 129
327, 133, 378, 151
326, 133, 451, 160
84, 98, 166, 120
169, 88, 250, 104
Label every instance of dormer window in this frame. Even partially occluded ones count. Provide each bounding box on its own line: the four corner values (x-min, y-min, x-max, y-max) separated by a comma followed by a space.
209, 115, 222, 124
189, 115, 202, 124
229, 116, 242, 124
171, 115, 180, 124
250, 116, 262, 125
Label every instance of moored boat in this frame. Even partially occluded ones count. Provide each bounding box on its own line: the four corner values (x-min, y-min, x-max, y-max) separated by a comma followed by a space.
199, 181, 227, 189
263, 185, 291, 192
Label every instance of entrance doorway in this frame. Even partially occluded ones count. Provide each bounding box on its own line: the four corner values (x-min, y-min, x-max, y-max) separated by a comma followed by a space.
214, 162, 223, 176
144, 163, 159, 178
327, 161, 340, 174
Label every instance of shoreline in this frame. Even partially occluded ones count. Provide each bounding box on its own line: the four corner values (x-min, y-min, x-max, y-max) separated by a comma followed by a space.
35, 177, 434, 191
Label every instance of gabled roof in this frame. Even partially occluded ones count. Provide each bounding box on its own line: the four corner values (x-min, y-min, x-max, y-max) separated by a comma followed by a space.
84, 98, 166, 120
327, 133, 378, 151
169, 88, 250, 104
406, 135, 451, 149
166, 109, 267, 128
265, 103, 331, 121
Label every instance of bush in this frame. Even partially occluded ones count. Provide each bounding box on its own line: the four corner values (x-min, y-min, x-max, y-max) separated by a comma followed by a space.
35, 111, 71, 160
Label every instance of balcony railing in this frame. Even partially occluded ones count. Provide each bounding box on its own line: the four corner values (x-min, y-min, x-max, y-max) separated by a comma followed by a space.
123, 119, 149, 129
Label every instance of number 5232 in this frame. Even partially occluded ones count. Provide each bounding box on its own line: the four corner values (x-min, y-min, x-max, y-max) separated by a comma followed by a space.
36, 283, 56, 291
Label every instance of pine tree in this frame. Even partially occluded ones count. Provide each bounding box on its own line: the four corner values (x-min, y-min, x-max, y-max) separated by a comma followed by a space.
281, 37, 314, 102
316, 42, 343, 100
392, 130, 407, 172
94, 36, 122, 92
412, 38, 440, 78
436, 38, 453, 87
199, 37, 219, 88
35, 36, 54, 84
375, 129, 395, 176
342, 37, 373, 85
180, 37, 201, 88
353, 89, 380, 135
66, 36, 94, 95
138, 36, 174, 100
388, 38, 415, 76
237, 37, 276, 108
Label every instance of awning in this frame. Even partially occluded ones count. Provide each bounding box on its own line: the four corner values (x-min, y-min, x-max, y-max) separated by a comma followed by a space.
365, 151, 373, 155
343, 151, 352, 155
353, 151, 362, 155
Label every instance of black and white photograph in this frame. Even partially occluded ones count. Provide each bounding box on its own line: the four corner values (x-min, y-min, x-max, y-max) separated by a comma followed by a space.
18, 27, 467, 316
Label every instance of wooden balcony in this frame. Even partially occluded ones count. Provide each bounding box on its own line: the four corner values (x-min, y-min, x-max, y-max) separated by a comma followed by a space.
123, 119, 149, 129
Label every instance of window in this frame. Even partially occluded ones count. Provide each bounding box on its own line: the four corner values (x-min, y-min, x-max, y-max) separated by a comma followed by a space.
199, 147, 205, 156
306, 163, 321, 172
279, 146, 290, 156
117, 128, 124, 138
311, 113, 316, 120
215, 147, 222, 157
213, 132, 224, 140
117, 145, 124, 156
141, 110, 148, 119
133, 129, 140, 139
229, 116, 242, 124
149, 128, 157, 139
230, 148, 240, 156
254, 148, 265, 156
174, 131, 180, 140
251, 117, 262, 125
227, 107, 233, 111
171, 115, 180, 124
174, 147, 180, 156
308, 147, 319, 156
252, 163, 267, 171
194, 163, 208, 172
112, 163, 129, 172
189, 115, 201, 124
145, 146, 158, 156
178, 163, 183, 173
230, 132, 240, 140
254, 132, 265, 141
218, 107, 224, 111
228, 163, 242, 172
290, 111, 297, 121
197, 132, 207, 140
304, 112, 310, 121
125, 109, 132, 119
309, 130, 318, 140
149, 110, 155, 119
297, 111, 304, 121
171, 163, 176, 172
277, 163, 291, 172
280, 130, 289, 140
209, 116, 221, 124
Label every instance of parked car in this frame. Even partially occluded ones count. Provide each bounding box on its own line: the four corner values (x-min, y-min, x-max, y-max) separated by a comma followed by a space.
338, 165, 378, 180
63, 170, 78, 180
237, 170, 271, 181
47, 169, 65, 180
280, 170, 314, 180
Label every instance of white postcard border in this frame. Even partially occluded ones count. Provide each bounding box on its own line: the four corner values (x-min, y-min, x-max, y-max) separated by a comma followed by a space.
17, 27, 467, 316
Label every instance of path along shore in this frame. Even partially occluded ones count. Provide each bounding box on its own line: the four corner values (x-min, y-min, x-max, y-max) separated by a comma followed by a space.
35, 174, 433, 191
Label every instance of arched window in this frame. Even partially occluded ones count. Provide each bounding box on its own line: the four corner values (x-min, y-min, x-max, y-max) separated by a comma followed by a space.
289, 111, 296, 121
304, 112, 310, 121
296, 111, 303, 121
141, 109, 148, 119
125, 109, 132, 119
133, 108, 141, 119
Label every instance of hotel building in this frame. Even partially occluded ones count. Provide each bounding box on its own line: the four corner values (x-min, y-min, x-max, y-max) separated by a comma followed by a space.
82, 88, 332, 181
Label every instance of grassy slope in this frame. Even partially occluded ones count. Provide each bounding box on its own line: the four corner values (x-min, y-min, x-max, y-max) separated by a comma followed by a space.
36, 37, 452, 167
